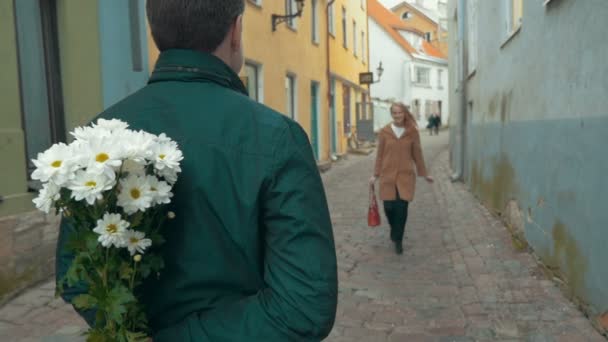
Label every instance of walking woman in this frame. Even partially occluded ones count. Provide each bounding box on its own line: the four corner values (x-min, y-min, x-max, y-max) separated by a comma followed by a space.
369, 102, 434, 254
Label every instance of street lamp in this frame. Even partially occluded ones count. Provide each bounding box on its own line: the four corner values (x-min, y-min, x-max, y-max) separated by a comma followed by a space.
358, 61, 385, 85
376, 62, 384, 83
272, 0, 305, 31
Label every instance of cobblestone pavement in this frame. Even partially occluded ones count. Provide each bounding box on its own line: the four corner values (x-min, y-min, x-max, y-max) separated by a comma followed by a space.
0, 132, 605, 341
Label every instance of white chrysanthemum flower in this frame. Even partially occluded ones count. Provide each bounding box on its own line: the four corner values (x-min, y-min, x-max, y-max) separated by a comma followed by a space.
117, 174, 153, 214
155, 167, 179, 185
123, 230, 152, 256
31, 143, 77, 186
68, 170, 115, 205
32, 182, 61, 213
122, 159, 146, 176
155, 133, 177, 146
93, 213, 129, 248
146, 175, 173, 205
152, 142, 183, 172
93, 118, 129, 132
81, 137, 124, 179
119, 130, 155, 163
71, 125, 110, 143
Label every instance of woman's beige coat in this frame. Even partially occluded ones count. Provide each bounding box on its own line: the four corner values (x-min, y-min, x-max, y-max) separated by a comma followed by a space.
374, 124, 428, 201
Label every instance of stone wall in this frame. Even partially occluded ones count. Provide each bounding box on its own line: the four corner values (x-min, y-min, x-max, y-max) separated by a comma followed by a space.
0, 211, 60, 305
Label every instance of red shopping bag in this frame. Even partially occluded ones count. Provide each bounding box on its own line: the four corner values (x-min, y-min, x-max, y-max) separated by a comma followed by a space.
368, 184, 381, 227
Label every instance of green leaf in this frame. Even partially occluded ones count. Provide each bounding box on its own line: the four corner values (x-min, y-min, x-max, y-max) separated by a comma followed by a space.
86, 233, 99, 253
105, 285, 136, 324
86, 329, 114, 342
126, 331, 149, 342
65, 262, 82, 287
73, 294, 98, 310
119, 262, 133, 281
129, 212, 144, 228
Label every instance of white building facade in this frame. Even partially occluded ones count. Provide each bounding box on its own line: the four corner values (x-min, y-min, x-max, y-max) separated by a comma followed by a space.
368, 7, 448, 129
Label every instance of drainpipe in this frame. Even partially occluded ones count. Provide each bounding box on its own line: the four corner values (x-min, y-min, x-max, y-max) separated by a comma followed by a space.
326, 0, 336, 157
451, 0, 467, 182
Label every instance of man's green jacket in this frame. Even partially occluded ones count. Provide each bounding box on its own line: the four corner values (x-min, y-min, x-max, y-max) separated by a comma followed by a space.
56, 49, 338, 341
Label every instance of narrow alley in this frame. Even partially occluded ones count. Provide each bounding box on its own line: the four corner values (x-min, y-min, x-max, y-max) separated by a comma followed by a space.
0, 132, 604, 341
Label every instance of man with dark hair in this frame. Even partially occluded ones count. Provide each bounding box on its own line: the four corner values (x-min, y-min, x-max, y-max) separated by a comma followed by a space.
55, 0, 338, 340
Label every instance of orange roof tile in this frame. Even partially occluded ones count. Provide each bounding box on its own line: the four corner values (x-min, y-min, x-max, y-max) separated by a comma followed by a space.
368, 0, 447, 60
368, 0, 416, 55
422, 40, 446, 59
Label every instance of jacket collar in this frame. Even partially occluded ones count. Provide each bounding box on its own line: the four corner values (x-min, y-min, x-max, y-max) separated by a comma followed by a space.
382, 123, 415, 140
148, 49, 248, 96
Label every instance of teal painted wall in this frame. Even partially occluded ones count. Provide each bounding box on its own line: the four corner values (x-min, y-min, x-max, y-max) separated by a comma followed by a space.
448, 0, 608, 315
98, 0, 149, 109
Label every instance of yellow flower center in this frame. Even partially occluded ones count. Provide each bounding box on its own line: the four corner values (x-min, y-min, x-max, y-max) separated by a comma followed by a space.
51, 160, 62, 168
85, 181, 97, 187
159, 154, 166, 160
106, 224, 118, 234
130, 237, 139, 244
96, 153, 110, 163
151, 187, 157, 191
130, 188, 141, 199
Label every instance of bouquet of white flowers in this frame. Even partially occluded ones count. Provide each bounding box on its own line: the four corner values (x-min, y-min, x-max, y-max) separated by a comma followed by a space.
32, 118, 183, 341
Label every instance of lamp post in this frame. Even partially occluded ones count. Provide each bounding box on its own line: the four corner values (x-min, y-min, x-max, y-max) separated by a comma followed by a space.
272, 0, 305, 31
375, 61, 384, 83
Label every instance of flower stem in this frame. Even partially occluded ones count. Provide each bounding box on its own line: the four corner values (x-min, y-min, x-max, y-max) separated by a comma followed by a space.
129, 259, 138, 291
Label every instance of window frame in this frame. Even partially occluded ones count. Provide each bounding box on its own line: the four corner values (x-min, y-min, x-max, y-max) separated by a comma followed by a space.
342, 6, 348, 48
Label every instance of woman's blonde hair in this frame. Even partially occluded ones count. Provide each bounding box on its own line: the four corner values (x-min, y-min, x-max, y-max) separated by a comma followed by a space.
390, 102, 418, 128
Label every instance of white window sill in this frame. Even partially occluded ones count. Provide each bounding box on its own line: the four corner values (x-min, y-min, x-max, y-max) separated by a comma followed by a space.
501, 25, 522, 49
412, 83, 432, 89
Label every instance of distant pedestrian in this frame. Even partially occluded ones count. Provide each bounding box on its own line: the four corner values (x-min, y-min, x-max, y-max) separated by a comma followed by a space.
433, 113, 441, 135
370, 102, 434, 254
427, 114, 435, 135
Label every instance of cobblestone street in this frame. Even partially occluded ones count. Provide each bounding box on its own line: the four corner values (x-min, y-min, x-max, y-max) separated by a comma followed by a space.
0, 132, 604, 341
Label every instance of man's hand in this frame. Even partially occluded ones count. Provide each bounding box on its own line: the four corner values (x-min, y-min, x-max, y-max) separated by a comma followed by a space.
425, 175, 434, 183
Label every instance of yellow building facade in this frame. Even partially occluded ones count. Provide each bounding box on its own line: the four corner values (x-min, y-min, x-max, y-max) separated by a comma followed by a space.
147, 1, 370, 161
328, 0, 371, 154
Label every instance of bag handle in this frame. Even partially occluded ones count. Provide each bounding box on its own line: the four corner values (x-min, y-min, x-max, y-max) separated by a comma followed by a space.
369, 183, 377, 208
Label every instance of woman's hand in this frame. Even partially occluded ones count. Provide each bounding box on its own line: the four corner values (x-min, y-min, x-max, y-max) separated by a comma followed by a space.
369, 176, 377, 185
425, 175, 434, 183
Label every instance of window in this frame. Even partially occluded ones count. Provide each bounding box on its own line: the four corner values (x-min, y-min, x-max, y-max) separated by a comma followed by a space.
286, 74, 297, 119
506, 0, 523, 35
424, 32, 432, 42
414, 67, 430, 86
466, 0, 478, 72
15, 0, 66, 182
412, 99, 421, 120
328, 1, 335, 35
311, 0, 319, 43
342, 7, 347, 48
437, 69, 443, 88
244, 63, 262, 102
401, 11, 413, 20
353, 21, 357, 56
248, 0, 262, 6
285, 0, 298, 28
128, 0, 143, 71
342, 84, 351, 133
361, 31, 366, 63
361, 0, 365, 9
